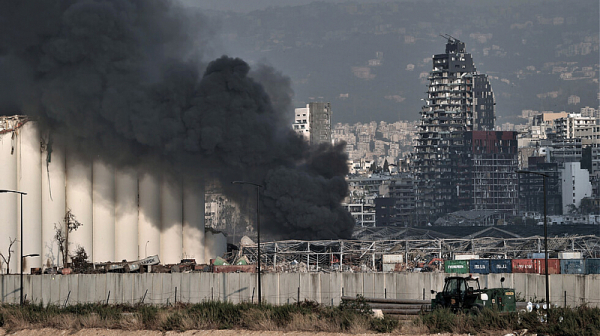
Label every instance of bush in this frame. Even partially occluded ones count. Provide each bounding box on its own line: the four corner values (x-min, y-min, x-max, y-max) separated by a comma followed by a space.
370, 316, 398, 333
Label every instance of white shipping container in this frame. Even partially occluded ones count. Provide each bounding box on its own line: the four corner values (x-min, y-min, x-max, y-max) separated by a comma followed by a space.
382, 254, 403, 264
454, 254, 479, 260
558, 252, 582, 259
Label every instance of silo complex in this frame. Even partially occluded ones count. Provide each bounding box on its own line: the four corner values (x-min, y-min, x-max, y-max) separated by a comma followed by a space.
0, 116, 213, 273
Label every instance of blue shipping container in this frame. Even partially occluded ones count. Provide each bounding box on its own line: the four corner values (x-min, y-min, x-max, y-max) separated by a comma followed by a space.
490, 259, 512, 273
469, 259, 490, 274
586, 259, 600, 274
560, 259, 585, 274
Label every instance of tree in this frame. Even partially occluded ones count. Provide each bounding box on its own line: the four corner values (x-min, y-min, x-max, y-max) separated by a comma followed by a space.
71, 246, 91, 273
579, 198, 598, 215
54, 209, 83, 267
566, 204, 579, 215
0, 237, 17, 274
383, 159, 389, 173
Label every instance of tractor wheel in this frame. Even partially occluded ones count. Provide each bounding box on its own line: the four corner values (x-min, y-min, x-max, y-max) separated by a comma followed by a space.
469, 304, 483, 315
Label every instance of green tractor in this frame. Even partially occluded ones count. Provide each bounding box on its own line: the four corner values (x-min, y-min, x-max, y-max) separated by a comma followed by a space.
431, 275, 516, 313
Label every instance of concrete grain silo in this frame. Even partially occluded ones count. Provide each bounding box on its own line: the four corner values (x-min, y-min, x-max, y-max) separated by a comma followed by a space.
115, 168, 138, 262
41, 135, 66, 268
92, 161, 115, 263
160, 177, 183, 264
17, 122, 42, 271
138, 173, 161, 259
0, 118, 19, 274
66, 154, 94, 260
183, 182, 205, 263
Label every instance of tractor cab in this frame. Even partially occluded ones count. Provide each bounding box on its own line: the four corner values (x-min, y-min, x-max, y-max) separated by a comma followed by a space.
432, 276, 487, 312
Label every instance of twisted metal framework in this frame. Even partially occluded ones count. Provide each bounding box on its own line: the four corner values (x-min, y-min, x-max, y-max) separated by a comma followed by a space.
240, 235, 600, 272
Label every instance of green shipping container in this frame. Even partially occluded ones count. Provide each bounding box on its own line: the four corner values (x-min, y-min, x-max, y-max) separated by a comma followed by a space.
444, 260, 469, 274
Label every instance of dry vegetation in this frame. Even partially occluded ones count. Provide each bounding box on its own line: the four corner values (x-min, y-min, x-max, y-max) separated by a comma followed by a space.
0, 300, 598, 335
0, 300, 398, 334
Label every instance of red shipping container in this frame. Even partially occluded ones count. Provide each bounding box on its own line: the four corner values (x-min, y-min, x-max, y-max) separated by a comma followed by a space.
533, 259, 561, 274
512, 259, 535, 273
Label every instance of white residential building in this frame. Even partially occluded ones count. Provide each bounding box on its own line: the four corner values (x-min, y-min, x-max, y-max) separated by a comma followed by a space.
292, 103, 332, 145
555, 113, 597, 139
292, 106, 310, 141
560, 162, 593, 214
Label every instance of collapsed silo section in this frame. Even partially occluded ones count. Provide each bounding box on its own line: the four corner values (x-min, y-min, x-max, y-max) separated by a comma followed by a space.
160, 177, 183, 264
115, 168, 138, 262
183, 182, 205, 263
92, 161, 115, 263
66, 154, 94, 261
41, 135, 66, 268
0, 117, 19, 274
138, 173, 161, 259
204, 229, 227, 264
17, 121, 42, 272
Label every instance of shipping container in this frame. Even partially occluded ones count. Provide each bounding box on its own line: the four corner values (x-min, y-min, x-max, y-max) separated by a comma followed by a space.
382, 254, 404, 264
444, 260, 469, 274
558, 252, 582, 259
533, 259, 561, 274
512, 259, 536, 273
469, 259, 490, 274
490, 259, 512, 273
586, 259, 600, 274
528, 253, 547, 259
560, 259, 585, 274
454, 254, 479, 260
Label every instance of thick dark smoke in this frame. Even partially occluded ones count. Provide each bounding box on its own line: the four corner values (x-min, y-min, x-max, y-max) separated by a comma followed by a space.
0, 0, 354, 240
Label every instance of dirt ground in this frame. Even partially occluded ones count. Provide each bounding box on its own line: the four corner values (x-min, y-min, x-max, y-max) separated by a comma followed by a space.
0, 329, 476, 336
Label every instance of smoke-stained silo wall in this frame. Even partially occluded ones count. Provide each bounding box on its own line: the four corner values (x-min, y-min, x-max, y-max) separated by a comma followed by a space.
204, 230, 227, 263
66, 154, 94, 260
92, 161, 115, 263
0, 130, 18, 274
18, 122, 42, 272
1, 118, 207, 268
41, 136, 66, 268
138, 173, 161, 259
183, 182, 205, 263
115, 169, 138, 261
160, 177, 183, 264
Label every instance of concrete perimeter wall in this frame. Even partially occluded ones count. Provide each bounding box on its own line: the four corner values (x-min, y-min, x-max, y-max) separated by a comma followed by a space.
1, 273, 598, 307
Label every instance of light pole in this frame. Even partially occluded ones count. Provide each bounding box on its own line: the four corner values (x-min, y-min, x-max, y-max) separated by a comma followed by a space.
516, 170, 550, 309
0, 189, 28, 305
232, 181, 263, 305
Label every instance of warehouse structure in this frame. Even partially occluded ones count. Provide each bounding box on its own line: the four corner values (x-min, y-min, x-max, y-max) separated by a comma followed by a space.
0, 116, 220, 274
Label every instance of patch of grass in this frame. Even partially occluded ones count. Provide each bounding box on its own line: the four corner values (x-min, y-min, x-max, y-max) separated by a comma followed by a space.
0, 300, 398, 333
419, 306, 600, 335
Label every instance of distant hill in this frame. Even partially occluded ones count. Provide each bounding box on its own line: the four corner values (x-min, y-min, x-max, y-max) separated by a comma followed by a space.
208, 0, 599, 124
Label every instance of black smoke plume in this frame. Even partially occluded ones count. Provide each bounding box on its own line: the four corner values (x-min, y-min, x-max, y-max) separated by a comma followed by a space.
0, 0, 354, 240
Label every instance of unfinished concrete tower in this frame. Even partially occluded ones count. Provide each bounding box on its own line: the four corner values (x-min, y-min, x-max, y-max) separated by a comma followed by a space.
414, 36, 497, 223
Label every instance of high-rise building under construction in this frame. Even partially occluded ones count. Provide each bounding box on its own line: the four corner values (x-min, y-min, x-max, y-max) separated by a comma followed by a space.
414, 36, 517, 223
